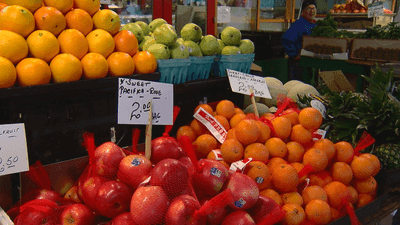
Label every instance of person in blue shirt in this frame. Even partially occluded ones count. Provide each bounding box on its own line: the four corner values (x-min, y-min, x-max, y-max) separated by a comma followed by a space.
282, 0, 317, 80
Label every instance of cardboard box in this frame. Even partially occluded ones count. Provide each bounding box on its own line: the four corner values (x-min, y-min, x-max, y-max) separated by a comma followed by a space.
319, 70, 356, 92
350, 38, 400, 62
302, 36, 349, 60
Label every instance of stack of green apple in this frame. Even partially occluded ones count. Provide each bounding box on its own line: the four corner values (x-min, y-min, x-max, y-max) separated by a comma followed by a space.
219, 26, 255, 55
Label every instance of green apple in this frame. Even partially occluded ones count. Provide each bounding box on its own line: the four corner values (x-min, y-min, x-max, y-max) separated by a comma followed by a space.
153, 24, 177, 46
238, 39, 255, 54
149, 18, 167, 32
180, 23, 202, 43
183, 40, 203, 57
199, 35, 219, 56
147, 43, 170, 59
221, 46, 241, 55
176, 38, 184, 44
140, 36, 156, 51
217, 39, 225, 55
135, 21, 149, 36
169, 41, 189, 59
221, 26, 242, 46
121, 23, 144, 42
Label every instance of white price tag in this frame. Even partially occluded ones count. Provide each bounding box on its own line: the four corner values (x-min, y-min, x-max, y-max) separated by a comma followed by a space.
118, 78, 173, 125
0, 123, 29, 176
193, 108, 227, 144
226, 69, 272, 99
217, 6, 231, 23
368, 2, 384, 18
229, 158, 253, 172
312, 129, 327, 141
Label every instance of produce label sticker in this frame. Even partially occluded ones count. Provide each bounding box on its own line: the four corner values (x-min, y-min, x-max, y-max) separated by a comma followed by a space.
118, 78, 173, 125
229, 158, 253, 172
0, 123, 29, 176
368, 1, 383, 18
194, 108, 227, 144
226, 69, 272, 99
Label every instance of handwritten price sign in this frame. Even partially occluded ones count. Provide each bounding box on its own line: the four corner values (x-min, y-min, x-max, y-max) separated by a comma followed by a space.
226, 69, 272, 99
0, 123, 29, 176
117, 78, 173, 125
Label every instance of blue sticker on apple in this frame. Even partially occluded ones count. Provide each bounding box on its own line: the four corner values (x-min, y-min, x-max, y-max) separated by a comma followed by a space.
131, 158, 141, 166
210, 167, 222, 178
234, 198, 246, 208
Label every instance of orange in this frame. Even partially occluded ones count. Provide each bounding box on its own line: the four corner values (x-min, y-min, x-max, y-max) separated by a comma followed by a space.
348, 186, 359, 205
42, 0, 73, 14
206, 149, 220, 160
176, 125, 197, 143
298, 107, 323, 131
309, 170, 332, 188
359, 153, 380, 177
193, 134, 218, 159
330, 207, 341, 222
352, 176, 377, 194
86, 29, 115, 58
132, 51, 157, 74
50, 53, 82, 83
16, 58, 51, 87
226, 128, 236, 140
350, 156, 374, 180
235, 119, 260, 146
234, 108, 244, 114
220, 139, 244, 163
290, 162, 306, 183
58, 29, 88, 60
27, 30, 59, 63
290, 124, 312, 145
271, 116, 292, 140
190, 119, 208, 136
334, 141, 354, 164
0, 5, 35, 38
330, 162, 353, 185
6, 0, 42, 13
34, 6, 66, 37
323, 181, 351, 209
313, 139, 336, 162
80, 53, 108, 80
0, 56, 16, 88
281, 203, 305, 225
286, 141, 305, 163
244, 143, 269, 162
214, 115, 230, 131
265, 137, 288, 158
0, 30, 29, 65
92, 9, 121, 36
267, 157, 287, 174
73, 0, 100, 16
271, 164, 299, 193
261, 112, 275, 121
255, 120, 271, 143
305, 199, 331, 224
303, 148, 328, 172
260, 189, 282, 206
216, 100, 235, 120
281, 192, 303, 206
281, 109, 300, 126
194, 103, 213, 115
244, 161, 271, 190
302, 185, 328, 205
357, 193, 373, 208
107, 52, 135, 77
65, 9, 93, 36
229, 113, 247, 129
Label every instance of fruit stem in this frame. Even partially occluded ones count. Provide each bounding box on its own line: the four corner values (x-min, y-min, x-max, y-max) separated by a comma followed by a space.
194, 188, 233, 219
178, 135, 200, 170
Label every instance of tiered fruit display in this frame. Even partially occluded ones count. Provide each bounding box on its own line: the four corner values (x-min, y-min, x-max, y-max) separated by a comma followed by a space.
0, 0, 157, 89
329, 0, 367, 13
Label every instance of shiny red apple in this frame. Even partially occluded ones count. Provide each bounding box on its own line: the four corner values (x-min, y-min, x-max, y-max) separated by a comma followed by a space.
108, 212, 136, 225
117, 154, 152, 190
94, 142, 126, 178
151, 135, 186, 165
225, 172, 259, 210
15, 210, 57, 225
60, 203, 95, 225
193, 159, 229, 196
95, 180, 132, 218
179, 156, 196, 178
80, 175, 107, 212
130, 186, 170, 224
221, 210, 255, 225
165, 195, 205, 225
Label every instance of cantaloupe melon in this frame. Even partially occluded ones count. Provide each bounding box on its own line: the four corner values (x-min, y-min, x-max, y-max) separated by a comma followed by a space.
265, 77, 284, 87
283, 80, 304, 93
269, 106, 277, 113
243, 95, 261, 109
261, 81, 288, 107
287, 83, 319, 101
243, 102, 271, 115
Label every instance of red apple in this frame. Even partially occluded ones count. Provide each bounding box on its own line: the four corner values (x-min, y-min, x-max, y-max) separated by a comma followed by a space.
108, 212, 136, 225
165, 195, 205, 225
15, 210, 57, 225
247, 195, 281, 223
221, 210, 255, 225
95, 180, 132, 218
151, 135, 186, 165
94, 142, 126, 178
60, 203, 95, 225
199, 197, 228, 225
150, 158, 191, 199
130, 186, 170, 225
193, 159, 229, 196
64, 186, 82, 203
117, 154, 152, 190
80, 176, 107, 212
19, 189, 63, 205
179, 156, 196, 178
225, 172, 259, 210
14, 199, 60, 225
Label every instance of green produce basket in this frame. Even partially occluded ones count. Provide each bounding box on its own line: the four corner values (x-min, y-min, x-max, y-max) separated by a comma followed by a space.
188, 56, 215, 81
211, 53, 255, 77
157, 58, 191, 84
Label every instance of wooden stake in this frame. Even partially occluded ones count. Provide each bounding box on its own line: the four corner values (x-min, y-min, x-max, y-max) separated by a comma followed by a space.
250, 88, 259, 119
145, 100, 153, 160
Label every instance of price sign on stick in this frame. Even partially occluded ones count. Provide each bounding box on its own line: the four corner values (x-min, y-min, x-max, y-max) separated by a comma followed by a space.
226, 69, 272, 99
0, 123, 29, 176
118, 78, 173, 125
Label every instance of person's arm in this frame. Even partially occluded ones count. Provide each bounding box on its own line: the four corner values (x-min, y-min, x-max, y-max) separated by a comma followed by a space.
281, 23, 302, 58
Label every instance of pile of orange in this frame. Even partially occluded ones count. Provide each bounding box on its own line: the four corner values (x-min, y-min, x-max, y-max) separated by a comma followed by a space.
0, 0, 157, 89
176, 99, 381, 225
